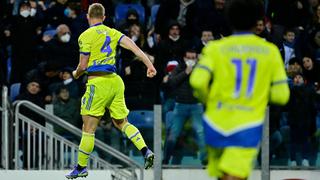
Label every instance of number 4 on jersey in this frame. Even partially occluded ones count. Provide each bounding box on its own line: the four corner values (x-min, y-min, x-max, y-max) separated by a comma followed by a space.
101, 36, 112, 56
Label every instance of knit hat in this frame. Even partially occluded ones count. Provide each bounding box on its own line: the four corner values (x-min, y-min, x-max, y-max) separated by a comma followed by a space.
166, 60, 179, 72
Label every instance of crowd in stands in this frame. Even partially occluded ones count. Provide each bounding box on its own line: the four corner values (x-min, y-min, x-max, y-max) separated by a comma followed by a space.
1, 0, 320, 167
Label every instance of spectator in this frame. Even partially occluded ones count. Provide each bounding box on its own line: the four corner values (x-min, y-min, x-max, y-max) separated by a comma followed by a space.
41, 24, 78, 69
196, 0, 231, 37
160, 60, 179, 122
194, 29, 214, 54
288, 73, 316, 167
163, 49, 206, 165
278, 29, 297, 69
155, 0, 198, 39
254, 19, 273, 42
302, 56, 320, 86
45, 0, 69, 28
308, 28, 320, 61
309, 4, 320, 30
287, 57, 303, 80
116, 9, 142, 34
16, 79, 46, 169
49, 67, 80, 99
7, 1, 41, 83
24, 62, 61, 104
63, 3, 88, 40
29, 0, 46, 23
53, 85, 81, 138
121, 24, 157, 110
16, 80, 45, 125
154, 21, 188, 90
267, 0, 312, 38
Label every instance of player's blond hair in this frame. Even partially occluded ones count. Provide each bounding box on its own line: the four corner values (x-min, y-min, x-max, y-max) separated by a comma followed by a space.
88, 3, 105, 19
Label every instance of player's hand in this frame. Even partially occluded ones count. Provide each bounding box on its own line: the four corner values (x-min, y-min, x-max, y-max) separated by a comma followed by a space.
72, 70, 78, 79
147, 66, 157, 78
185, 66, 193, 75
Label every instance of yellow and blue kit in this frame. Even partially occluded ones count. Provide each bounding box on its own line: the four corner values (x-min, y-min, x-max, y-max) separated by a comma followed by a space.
78, 23, 129, 118
190, 33, 290, 178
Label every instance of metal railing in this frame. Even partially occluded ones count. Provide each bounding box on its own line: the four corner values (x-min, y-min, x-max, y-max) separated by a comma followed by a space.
1, 86, 9, 169
13, 100, 143, 180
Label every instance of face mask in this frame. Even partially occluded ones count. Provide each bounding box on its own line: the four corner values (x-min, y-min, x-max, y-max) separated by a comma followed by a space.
63, 78, 73, 85
185, 59, 196, 67
64, 8, 71, 17
20, 10, 30, 18
131, 35, 138, 42
202, 40, 208, 45
169, 35, 180, 42
30, 8, 37, 17
60, 33, 71, 43
147, 36, 154, 48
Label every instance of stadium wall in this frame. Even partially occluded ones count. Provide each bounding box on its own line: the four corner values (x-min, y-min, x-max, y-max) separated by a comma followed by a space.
0, 170, 320, 180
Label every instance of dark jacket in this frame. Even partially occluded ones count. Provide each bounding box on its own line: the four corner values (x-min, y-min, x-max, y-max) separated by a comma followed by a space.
9, 15, 40, 83
42, 37, 78, 69
288, 85, 316, 136
196, 1, 231, 37
16, 91, 45, 126
155, 0, 198, 38
154, 37, 187, 83
167, 62, 198, 104
53, 98, 81, 132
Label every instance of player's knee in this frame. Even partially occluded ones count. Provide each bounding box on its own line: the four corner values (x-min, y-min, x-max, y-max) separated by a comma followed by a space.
112, 118, 128, 130
82, 116, 100, 133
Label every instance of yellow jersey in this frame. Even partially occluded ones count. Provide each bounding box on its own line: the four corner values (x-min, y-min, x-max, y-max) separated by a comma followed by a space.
190, 33, 289, 147
78, 23, 124, 74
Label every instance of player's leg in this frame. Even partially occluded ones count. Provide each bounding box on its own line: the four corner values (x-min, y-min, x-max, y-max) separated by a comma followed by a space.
218, 147, 258, 180
78, 115, 101, 167
66, 115, 101, 179
66, 81, 106, 179
112, 117, 154, 169
221, 174, 245, 180
109, 75, 154, 169
207, 147, 224, 178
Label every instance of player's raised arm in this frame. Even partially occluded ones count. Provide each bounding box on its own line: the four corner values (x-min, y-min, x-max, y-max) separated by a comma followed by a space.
72, 54, 89, 79
119, 36, 157, 77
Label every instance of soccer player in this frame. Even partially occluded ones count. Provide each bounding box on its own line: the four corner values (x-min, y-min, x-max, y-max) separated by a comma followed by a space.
190, 0, 290, 180
66, 3, 156, 179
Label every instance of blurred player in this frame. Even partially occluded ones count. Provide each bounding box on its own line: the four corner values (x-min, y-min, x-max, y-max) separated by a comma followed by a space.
190, 0, 290, 180
66, 3, 156, 179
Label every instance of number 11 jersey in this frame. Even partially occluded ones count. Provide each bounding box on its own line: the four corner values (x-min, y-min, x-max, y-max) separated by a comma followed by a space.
194, 33, 289, 147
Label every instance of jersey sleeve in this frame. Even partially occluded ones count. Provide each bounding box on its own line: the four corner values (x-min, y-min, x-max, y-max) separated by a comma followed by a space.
111, 28, 125, 45
269, 45, 290, 105
197, 43, 216, 72
78, 32, 91, 55
190, 43, 216, 103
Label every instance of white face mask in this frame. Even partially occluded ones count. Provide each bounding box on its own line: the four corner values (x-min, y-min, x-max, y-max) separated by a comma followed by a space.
60, 33, 71, 43
20, 10, 30, 18
63, 78, 73, 85
169, 35, 180, 42
185, 59, 196, 67
30, 8, 37, 17
131, 35, 138, 42
147, 36, 154, 48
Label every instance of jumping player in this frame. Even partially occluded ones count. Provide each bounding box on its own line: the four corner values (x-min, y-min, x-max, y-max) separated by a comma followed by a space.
66, 3, 156, 179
